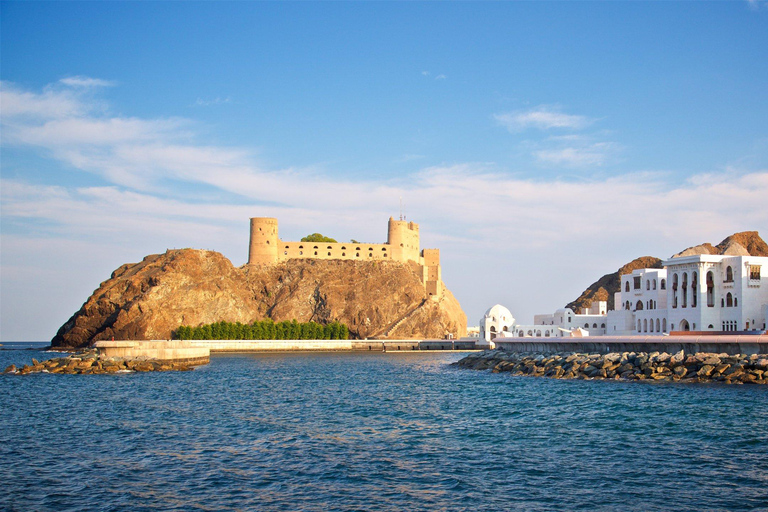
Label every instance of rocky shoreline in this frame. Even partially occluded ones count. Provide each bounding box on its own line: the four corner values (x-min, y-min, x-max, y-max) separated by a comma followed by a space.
454, 350, 768, 384
3, 350, 203, 375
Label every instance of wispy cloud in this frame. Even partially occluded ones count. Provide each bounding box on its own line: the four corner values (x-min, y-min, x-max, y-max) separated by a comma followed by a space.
494, 105, 592, 132
3, 79, 767, 340
747, 0, 768, 10
194, 97, 232, 107
435, 74, 447, 80
59, 76, 116, 88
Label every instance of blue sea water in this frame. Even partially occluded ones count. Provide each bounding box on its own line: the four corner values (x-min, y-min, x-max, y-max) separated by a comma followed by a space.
1, 344, 767, 511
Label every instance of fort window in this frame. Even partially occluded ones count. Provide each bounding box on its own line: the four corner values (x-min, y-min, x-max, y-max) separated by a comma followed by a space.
341, 246, 346, 250
342, 252, 346, 257
383, 254, 387, 258
356, 253, 359, 257
327, 246, 332, 249
299, 245, 303, 249
285, 245, 289, 249
368, 253, 373, 257
400, 243, 403, 247
725, 266, 733, 282
313, 246, 318, 249
327, 252, 331, 256
314, 251, 318, 256
299, 251, 303, 255
266, 241, 270, 244
284, 251, 288, 256
368, 247, 373, 251
356, 247, 361, 251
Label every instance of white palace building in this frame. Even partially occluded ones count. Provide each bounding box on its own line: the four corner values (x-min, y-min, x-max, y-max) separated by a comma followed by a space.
480, 253, 768, 341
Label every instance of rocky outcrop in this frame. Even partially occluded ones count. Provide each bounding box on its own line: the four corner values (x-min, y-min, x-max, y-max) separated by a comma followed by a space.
52, 249, 467, 349
566, 256, 663, 313
4, 350, 203, 375
569, 231, 767, 313
455, 350, 768, 384
672, 231, 768, 258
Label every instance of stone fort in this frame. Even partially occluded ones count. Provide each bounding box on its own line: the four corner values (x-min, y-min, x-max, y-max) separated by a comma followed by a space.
248, 217, 443, 298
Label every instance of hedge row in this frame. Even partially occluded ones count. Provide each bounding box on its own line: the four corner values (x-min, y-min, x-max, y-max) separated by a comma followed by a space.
175, 319, 349, 340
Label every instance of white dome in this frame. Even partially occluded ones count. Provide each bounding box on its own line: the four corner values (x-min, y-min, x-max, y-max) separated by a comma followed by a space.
482, 304, 515, 324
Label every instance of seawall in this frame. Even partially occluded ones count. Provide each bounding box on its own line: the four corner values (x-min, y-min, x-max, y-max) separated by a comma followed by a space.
93, 340, 210, 364
186, 339, 476, 352
493, 335, 768, 356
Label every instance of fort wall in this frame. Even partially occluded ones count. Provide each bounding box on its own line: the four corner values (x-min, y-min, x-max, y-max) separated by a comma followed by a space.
247, 216, 444, 298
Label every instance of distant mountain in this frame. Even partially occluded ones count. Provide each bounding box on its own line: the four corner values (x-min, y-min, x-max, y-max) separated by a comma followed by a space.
567, 231, 767, 313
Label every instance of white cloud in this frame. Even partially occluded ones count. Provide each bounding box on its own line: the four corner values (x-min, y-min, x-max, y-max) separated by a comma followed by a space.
421, 71, 430, 76
435, 74, 447, 80
494, 106, 592, 132
59, 76, 116, 88
534, 142, 618, 167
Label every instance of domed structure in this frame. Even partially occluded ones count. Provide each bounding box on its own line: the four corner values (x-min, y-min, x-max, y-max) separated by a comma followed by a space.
480, 304, 515, 342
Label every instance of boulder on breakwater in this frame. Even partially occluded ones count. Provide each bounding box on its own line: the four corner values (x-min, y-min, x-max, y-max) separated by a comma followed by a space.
3, 349, 205, 375
454, 350, 768, 384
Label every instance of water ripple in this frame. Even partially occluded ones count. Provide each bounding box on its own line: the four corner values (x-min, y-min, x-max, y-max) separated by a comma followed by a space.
2, 349, 768, 511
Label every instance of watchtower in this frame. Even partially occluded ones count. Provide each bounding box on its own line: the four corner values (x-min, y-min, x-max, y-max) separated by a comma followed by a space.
248, 217, 279, 265
387, 217, 420, 263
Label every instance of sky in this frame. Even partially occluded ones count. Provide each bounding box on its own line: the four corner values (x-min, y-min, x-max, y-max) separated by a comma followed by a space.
1, 1, 767, 341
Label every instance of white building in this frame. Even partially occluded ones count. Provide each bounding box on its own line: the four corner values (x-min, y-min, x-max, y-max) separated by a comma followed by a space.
608, 254, 768, 334
483, 253, 768, 338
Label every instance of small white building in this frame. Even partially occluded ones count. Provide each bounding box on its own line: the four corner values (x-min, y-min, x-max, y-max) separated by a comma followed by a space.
479, 304, 515, 342
479, 302, 608, 339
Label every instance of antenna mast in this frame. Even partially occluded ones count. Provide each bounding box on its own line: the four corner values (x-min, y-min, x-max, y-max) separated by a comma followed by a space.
399, 196, 403, 221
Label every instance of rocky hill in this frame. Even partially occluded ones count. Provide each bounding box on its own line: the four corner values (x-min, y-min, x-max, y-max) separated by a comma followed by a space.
567, 231, 767, 313
52, 249, 467, 349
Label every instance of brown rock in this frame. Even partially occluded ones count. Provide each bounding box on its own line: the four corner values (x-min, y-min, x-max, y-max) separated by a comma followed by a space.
51, 250, 467, 348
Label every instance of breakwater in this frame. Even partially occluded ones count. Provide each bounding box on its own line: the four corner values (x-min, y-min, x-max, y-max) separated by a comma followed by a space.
3, 350, 203, 375
455, 349, 768, 384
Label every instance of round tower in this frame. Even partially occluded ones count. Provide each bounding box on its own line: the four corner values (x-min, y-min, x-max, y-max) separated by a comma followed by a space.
248, 217, 279, 265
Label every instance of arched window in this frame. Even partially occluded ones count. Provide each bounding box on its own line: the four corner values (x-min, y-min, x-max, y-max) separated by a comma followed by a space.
646, 280, 650, 290
653, 279, 657, 290
636, 300, 643, 311
601, 323, 605, 328
706, 271, 715, 307
655, 319, 660, 332
584, 323, 589, 328
661, 279, 666, 290
650, 320, 654, 332
626, 301, 630, 310
545, 330, 550, 337
625, 282, 630, 292
734, 297, 738, 307
691, 271, 698, 308
592, 323, 597, 328
637, 320, 641, 332
327, 246, 332, 250
681, 272, 688, 308
672, 274, 678, 308
726, 292, 733, 307
663, 318, 667, 332
726, 266, 733, 282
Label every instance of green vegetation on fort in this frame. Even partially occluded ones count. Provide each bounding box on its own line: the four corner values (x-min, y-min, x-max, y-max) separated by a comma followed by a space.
175, 319, 349, 340
300, 233, 337, 243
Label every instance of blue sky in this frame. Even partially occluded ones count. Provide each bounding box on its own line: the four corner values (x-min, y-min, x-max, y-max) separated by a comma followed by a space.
1, 1, 767, 340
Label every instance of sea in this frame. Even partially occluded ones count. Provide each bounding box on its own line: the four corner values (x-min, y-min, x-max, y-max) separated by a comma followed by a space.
2, 342, 767, 512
